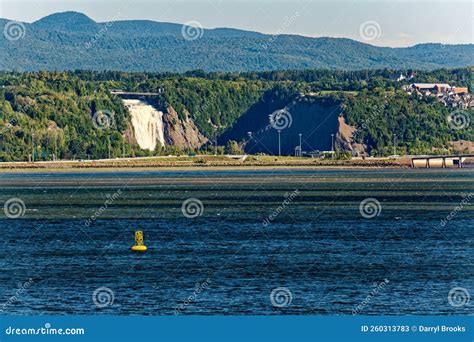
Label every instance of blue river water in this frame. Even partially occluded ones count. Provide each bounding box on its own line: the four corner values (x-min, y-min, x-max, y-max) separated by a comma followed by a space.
0, 168, 472, 315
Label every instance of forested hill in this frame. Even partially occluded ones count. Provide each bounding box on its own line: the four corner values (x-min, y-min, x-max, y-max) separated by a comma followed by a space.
1, 11, 473, 72
0, 68, 472, 161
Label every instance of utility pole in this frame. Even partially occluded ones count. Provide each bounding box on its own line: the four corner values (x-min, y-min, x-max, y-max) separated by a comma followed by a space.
122, 140, 125, 158
331, 134, 335, 160
54, 135, 58, 161
299, 133, 302, 157
108, 137, 111, 159
214, 139, 217, 156
268, 114, 275, 156
247, 132, 252, 154
393, 134, 397, 157
278, 129, 281, 157
31, 133, 35, 163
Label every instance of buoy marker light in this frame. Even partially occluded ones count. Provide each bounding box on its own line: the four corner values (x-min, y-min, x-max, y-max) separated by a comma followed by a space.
131, 230, 147, 252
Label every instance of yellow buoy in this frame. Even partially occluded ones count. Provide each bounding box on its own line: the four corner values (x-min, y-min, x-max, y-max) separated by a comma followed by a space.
131, 230, 147, 252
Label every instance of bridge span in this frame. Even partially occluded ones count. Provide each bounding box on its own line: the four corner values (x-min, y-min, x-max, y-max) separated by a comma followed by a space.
411, 154, 473, 168
110, 90, 162, 96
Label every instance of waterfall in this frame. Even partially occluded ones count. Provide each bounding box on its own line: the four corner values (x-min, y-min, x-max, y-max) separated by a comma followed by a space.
123, 99, 165, 151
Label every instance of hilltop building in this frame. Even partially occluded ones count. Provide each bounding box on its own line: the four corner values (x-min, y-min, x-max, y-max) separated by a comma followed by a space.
452, 87, 469, 95
410, 83, 451, 94
404, 83, 472, 109
389, 72, 415, 82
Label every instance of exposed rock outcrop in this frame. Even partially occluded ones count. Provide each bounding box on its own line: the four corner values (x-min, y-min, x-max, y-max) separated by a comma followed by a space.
449, 140, 474, 153
336, 115, 366, 156
162, 106, 207, 149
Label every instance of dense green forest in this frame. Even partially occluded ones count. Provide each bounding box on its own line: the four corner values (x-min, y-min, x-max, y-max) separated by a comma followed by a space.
0, 68, 472, 161
342, 90, 471, 156
72, 67, 474, 91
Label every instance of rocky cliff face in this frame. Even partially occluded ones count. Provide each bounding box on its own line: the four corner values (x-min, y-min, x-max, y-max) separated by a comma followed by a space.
162, 106, 207, 149
336, 115, 366, 156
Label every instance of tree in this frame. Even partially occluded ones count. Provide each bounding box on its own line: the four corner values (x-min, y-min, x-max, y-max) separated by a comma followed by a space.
226, 140, 244, 155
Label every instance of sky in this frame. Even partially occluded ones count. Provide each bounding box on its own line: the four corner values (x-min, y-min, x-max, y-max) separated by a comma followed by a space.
0, 0, 472, 47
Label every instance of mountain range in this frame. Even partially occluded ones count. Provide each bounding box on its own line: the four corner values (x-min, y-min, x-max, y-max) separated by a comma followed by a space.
1, 11, 473, 72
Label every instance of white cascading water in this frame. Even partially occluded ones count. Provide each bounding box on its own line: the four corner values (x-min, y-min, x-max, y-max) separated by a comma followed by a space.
123, 99, 165, 151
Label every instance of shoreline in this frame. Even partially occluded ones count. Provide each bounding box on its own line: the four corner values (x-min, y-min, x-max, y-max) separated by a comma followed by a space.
1, 156, 472, 173
0, 165, 408, 173
0, 158, 408, 173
